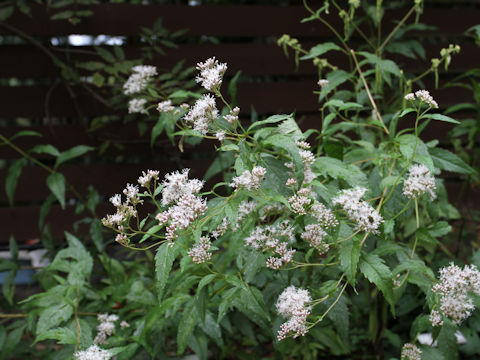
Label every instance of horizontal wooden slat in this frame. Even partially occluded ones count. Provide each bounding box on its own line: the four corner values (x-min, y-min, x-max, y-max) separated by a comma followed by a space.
2, 5, 479, 37
1, 43, 478, 79
0, 160, 214, 203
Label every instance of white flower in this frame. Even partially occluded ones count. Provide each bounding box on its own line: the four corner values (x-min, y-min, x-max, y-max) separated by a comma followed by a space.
157, 100, 175, 112
120, 320, 130, 328
188, 236, 212, 264
317, 79, 329, 88
417, 331, 467, 346
429, 309, 443, 327
234, 200, 257, 229
94, 313, 118, 345
404, 93, 415, 101
128, 98, 147, 114
74, 345, 111, 360
301, 224, 329, 253
212, 217, 229, 239
432, 263, 480, 325
286, 178, 297, 186
183, 94, 219, 134
223, 107, 240, 125
332, 187, 383, 233
276, 286, 311, 340
403, 164, 436, 200
415, 89, 439, 108
230, 166, 266, 191
215, 131, 226, 142
109, 194, 122, 207
123, 65, 157, 95
288, 188, 312, 215
195, 57, 227, 92
161, 168, 204, 206
295, 140, 311, 149
310, 203, 338, 228
401, 343, 421, 360
137, 169, 160, 188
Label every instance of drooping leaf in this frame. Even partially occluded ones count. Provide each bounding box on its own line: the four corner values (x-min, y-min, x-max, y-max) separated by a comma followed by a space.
429, 147, 476, 175
55, 145, 94, 168
46, 172, 66, 209
155, 242, 175, 301
339, 238, 361, 285
359, 253, 395, 311
177, 299, 199, 355
421, 113, 460, 124
300, 42, 342, 60
5, 158, 27, 206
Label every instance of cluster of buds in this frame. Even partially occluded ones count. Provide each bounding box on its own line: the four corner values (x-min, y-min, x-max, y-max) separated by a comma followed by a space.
403, 164, 436, 200
94, 313, 118, 345
187, 236, 212, 264
230, 166, 267, 191
404, 89, 438, 108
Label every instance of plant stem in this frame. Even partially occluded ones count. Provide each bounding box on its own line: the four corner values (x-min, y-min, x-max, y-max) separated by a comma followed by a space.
378, 5, 418, 53
350, 50, 389, 135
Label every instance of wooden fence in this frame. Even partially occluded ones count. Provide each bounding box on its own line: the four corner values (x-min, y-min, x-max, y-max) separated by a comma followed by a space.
1, 2, 479, 244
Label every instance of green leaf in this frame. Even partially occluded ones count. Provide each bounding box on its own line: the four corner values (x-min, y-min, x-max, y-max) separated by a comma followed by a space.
321, 70, 353, 99
177, 299, 199, 355
5, 158, 27, 206
0, 6, 14, 21
263, 134, 304, 184
313, 157, 368, 187
357, 51, 402, 77
233, 287, 270, 330
437, 323, 458, 360
46, 173, 66, 209
198, 274, 216, 292
301, 42, 342, 60
76, 61, 105, 71
92, 72, 105, 87
429, 147, 476, 175
31, 144, 60, 157
151, 114, 167, 147
1, 324, 25, 359
39, 194, 56, 230
359, 253, 395, 311
9, 130, 42, 142
36, 303, 73, 335
398, 134, 433, 170
50, 10, 74, 20
55, 145, 94, 168
90, 218, 104, 252
217, 287, 239, 322
34, 327, 77, 344
339, 238, 361, 285
155, 243, 175, 301
248, 114, 293, 132
95, 47, 116, 63
421, 113, 460, 124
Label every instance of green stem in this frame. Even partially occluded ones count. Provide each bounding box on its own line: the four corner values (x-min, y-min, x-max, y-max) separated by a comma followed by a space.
378, 5, 418, 53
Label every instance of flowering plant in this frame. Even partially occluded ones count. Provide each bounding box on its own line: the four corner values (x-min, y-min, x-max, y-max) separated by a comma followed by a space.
4, 2, 480, 360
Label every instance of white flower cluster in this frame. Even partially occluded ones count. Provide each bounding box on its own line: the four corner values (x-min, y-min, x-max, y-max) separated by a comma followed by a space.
157, 100, 175, 113
94, 313, 118, 345
137, 169, 160, 188
183, 94, 219, 135
188, 236, 212, 264
332, 187, 383, 233
404, 89, 438, 108
223, 106, 240, 125
234, 200, 257, 230
401, 343, 422, 360
74, 345, 111, 360
123, 65, 157, 95
317, 79, 329, 88
230, 166, 266, 191
259, 203, 286, 222
245, 221, 296, 269
128, 98, 147, 114
212, 217, 229, 239
403, 164, 436, 200
276, 286, 311, 340
285, 141, 316, 184
311, 203, 339, 228
429, 309, 443, 327
195, 57, 227, 92
288, 188, 312, 214
301, 224, 329, 254
431, 263, 480, 325
155, 169, 207, 242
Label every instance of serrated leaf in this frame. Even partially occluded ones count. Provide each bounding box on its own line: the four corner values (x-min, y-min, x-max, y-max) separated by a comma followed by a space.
34, 327, 77, 344
217, 287, 239, 323
36, 303, 73, 335
155, 242, 175, 301
263, 134, 304, 184
5, 158, 27, 206
177, 299, 199, 355
198, 274, 216, 292
313, 157, 368, 187
421, 113, 460, 124
359, 253, 395, 311
55, 145, 94, 169
300, 42, 342, 60
248, 114, 293, 132
46, 172, 66, 209
339, 238, 361, 285
429, 147, 476, 175
1, 324, 25, 358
